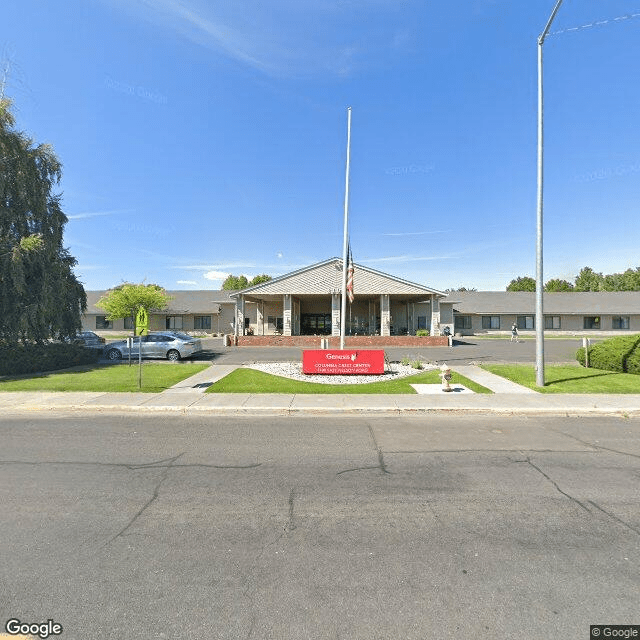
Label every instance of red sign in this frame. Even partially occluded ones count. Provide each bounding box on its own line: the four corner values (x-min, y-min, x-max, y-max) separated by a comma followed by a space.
302, 350, 385, 375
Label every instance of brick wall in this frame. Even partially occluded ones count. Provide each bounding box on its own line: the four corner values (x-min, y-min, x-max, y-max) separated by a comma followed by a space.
235, 335, 449, 347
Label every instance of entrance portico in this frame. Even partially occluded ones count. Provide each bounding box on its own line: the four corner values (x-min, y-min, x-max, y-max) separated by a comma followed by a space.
231, 258, 451, 339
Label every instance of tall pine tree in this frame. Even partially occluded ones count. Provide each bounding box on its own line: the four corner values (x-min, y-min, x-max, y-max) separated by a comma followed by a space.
0, 98, 85, 343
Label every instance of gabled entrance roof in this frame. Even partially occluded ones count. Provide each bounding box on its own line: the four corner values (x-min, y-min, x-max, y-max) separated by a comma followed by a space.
230, 257, 446, 298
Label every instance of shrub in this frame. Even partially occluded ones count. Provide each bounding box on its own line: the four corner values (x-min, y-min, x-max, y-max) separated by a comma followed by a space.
576, 334, 640, 374
401, 356, 411, 366
411, 360, 424, 370
416, 329, 430, 337
0, 342, 101, 377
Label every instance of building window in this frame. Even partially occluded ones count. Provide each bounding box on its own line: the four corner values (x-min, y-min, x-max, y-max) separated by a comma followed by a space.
544, 316, 561, 330
268, 316, 283, 333
417, 316, 428, 330
124, 317, 134, 330
481, 316, 500, 330
96, 316, 112, 330
517, 315, 535, 330
455, 315, 472, 330
244, 317, 251, 330
612, 316, 630, 330
583, 316, 601, 330
166, 316, 183, 330
194, 315, 211, 330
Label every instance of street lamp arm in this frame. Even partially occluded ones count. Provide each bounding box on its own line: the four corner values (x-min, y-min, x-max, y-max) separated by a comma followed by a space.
539, 0, 564, 45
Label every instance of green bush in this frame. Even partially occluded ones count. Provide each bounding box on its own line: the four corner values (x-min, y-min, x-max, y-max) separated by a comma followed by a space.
416, 329, 430, 337
0, 343, 101, 377
411, 360, 424, 370
576, 334, 640, 374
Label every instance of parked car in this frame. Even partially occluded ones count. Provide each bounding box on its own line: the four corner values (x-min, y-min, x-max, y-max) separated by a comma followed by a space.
71, 331, 106, 347
103, 332, 203, 361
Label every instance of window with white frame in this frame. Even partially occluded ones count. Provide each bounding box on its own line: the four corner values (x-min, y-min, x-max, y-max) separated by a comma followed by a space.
544, 316, 561, 329
517, 315, 535, 330
612, 316, 629, 330
268, 316, 283, 333
481, 316, 500, 329
166, 316, 183, 330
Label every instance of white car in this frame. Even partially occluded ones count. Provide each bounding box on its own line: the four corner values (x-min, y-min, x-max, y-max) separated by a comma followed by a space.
104, 332, 203, 361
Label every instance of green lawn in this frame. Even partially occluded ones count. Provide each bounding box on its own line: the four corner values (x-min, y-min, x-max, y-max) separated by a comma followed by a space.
0, 363, 209, 393
481, 363, 640, 394
207, 368, 492, 394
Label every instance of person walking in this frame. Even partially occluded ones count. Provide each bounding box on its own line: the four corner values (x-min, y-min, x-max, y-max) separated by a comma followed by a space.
510, 323, 519, 343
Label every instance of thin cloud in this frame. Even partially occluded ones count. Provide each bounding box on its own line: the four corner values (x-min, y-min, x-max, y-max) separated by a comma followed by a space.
364, 254, 455, 264
67, 208, 134, 220
106, 0, 416, 77
382, 230, 449, 237
203, 270, 230, 281
176, 263, 256, 271
177, 280, 198, 286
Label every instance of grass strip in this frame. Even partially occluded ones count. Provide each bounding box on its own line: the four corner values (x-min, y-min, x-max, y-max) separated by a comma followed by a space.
0, 363, 210, 393
207, 368, 492, 394
481, 364, 640, 394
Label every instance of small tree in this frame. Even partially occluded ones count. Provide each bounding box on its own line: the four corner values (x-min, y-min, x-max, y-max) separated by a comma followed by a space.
222, 275, 249, 290
249, 274, 272, 286
506, 276, 536, 292
544, 278, 574, 292
96, 283, 172, 335
574, 267, 604, 292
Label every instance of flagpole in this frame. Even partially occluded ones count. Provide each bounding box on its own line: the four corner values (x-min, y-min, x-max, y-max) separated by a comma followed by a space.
340, 107, 352, 350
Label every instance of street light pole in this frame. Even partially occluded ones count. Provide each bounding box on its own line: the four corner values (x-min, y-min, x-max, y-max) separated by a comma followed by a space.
536, 0, 564, 387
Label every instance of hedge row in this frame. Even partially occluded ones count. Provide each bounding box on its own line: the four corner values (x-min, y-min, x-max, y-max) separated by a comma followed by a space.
0, 342, 102, 376
576, 334, 640, 374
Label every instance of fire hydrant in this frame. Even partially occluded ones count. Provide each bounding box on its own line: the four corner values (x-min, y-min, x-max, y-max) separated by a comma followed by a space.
439, 363, 453, 392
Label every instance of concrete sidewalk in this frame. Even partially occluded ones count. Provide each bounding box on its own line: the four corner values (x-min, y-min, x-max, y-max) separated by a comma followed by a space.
1, 364, 639, 416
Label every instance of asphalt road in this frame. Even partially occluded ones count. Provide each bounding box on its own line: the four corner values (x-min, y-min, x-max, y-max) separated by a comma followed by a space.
1, 413, 638, 639
192, 337, 587, 365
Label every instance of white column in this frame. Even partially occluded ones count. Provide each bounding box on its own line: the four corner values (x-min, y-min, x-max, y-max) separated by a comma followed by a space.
380, 294, 391, 337
431, 295, 441, 336
283, 294, 292, 336
236, 295, 245, 336
330, 294, 341, 336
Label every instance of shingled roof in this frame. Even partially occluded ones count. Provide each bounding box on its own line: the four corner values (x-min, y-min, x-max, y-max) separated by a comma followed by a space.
443, 291, 640, 315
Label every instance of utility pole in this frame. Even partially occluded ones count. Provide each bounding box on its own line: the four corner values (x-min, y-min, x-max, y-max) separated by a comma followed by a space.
340, 107, 352, 350
536, 0, 564, 387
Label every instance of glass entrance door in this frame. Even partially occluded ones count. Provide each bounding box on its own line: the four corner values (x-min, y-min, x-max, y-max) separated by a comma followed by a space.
301, 313, 332, 335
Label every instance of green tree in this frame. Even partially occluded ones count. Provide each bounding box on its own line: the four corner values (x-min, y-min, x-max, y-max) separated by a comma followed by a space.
249, 274, 272, 286
544, 278, 574, 292
506, 276, 536, 292
96, 283, 172, 335
222, 274, 250, 290
0, 98, 86, 344
619, 267, 640, 291
574, 267, 604, 292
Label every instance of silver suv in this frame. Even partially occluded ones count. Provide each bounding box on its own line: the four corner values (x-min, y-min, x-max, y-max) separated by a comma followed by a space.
104, 332, 203, 361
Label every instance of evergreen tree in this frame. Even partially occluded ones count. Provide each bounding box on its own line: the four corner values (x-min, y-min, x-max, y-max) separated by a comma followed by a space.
0, 98, 85, 343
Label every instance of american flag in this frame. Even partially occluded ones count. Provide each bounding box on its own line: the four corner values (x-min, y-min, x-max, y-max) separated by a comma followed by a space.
346, 245, 354, 303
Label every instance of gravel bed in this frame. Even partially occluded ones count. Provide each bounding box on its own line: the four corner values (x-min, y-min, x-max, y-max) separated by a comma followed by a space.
245, 361, 438, 385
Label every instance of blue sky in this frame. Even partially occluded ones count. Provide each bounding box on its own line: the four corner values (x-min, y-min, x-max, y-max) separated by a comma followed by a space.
3, 0, 639, 291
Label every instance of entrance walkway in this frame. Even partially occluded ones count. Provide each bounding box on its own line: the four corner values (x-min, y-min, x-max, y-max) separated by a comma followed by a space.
164, 365, 240, 392
450, 365, 538, 394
